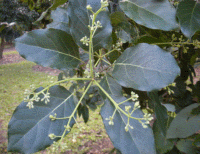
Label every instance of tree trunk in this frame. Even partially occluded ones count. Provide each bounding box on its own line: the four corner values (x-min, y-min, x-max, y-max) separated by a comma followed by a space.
0, 37, 5, 60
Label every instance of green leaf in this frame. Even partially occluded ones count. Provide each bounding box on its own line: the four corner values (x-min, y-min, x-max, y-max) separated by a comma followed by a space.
112, 43, 180, 91
176, 0, 200, 39
101, 98, 155, 154
81, 105, 89, 123
149, 91, 168, 134
15, 28, 81, 70
77, 103, 89, 123
100, 75, 156, 154
99, 74, 123, 99
47, 7, 70, 34
50, 0, 68, 10
193, 134, 200, 148
176, 139, 199, 154
153, 121, 175, 154
67, 0, 112, 51
119, 0, 178, 31
149, 91, 175, 153
110, 11, 137, 43
167, 103, 200, 139
8, 85, 76, 154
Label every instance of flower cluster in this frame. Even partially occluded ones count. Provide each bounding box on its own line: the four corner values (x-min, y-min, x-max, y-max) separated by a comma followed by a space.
100, 0, 109, 8
140, 113, 154, 128
112, 41, 122, 52
48, 133, 56, 140
64, 124, 71, 132
105, 116, 114, 125
23, 84, 51, 109
23, 84, 39, 109
80, 36, 90, 46
41, 91, 50, 104
193, 40, 200, 48
124, 105, 134, 132
125, 123, 134, 132
49, 113, 57, 121
131, 91, 139, 101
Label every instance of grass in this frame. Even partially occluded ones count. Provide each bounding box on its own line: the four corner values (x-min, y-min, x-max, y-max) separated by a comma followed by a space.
3, 50, 18, 55
0, 57, 109, 153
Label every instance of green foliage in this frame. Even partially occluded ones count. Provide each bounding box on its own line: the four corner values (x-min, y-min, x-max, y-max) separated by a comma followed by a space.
149, 91, 175, 153
15, 28, 81, 69
8, 85, 76, 153
176, 0, 200, 39
100, 75, 156, 153
119, 0, 178, 31
167, 103, 200, 139
112, 43, 180, 91
6, 0, 200, 153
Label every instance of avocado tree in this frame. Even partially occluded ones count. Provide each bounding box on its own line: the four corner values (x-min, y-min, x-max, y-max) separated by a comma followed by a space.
7, 0, 200, 153
0, 0, 39, 59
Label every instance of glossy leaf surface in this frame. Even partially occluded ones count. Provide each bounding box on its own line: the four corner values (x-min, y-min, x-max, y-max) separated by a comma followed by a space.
15, 28, 80, 70
8, 86, 76, 154
177, 0, 200, 38
67, 0, 112, 51
120, 0, 178, 31
167, 103, 200, 139
47, 7, 70, 34
100, 75, 156, 154
112, 43, 180, 91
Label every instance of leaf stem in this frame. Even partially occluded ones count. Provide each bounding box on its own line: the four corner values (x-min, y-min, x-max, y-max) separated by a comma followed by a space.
152, 42, 193, 45
94, 80, 141, 120
118, 97, 133, 105
36, 78, 92, 95
60, 81, 93, 141
88, 5, 105, 78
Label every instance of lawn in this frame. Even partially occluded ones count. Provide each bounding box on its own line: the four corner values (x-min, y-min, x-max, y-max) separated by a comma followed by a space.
0, 50, 113, 153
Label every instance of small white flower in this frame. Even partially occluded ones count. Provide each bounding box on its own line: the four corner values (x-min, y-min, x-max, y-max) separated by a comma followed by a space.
101, 0, 109, 7
41, 92, 50, 104
64, 125, 71, 131
90, 15, 94, 20
94, 20, 102, 28
125, 125, 129, 132
131, 91, 139, 101
142, 123, 148, 128
86, 5, 92, 10
125, 106, 131, 112
106, 116, 114, 125
49, 133, 56, 140
134, 101, 140, 109
80, 36, 90, 46
26, 101, 34, 109
34, 95, 40, 102
49, 113, 57, 121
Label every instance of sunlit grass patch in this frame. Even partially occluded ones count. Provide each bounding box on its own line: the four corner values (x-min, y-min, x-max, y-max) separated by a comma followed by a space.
3, 50, 18, 55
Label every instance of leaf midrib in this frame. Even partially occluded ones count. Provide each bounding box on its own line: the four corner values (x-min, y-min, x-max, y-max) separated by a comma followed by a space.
121, 0, 168, 24
17, 42, 82, 63
12, 93, 74, 148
